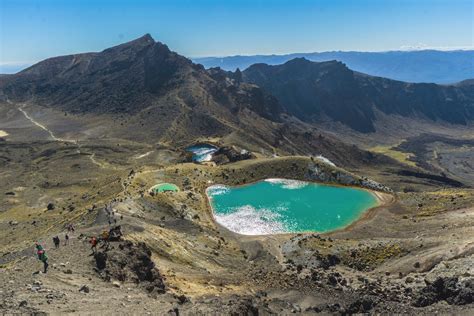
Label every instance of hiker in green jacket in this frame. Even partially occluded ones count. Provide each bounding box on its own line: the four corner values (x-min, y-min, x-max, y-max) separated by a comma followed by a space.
35, 242, 49, 273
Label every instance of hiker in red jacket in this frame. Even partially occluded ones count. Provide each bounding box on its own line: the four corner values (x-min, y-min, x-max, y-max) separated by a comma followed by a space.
90, 236, 98, 254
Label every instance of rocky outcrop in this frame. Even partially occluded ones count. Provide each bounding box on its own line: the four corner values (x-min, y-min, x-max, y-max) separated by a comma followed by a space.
212, 146, 255, 164
306, 161, 393, 193
359, 177, 393, 193
95, 241, 166, 294
413, 277, 474, 307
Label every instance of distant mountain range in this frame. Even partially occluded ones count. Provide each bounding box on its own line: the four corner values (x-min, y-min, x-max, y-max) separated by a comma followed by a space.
194, 50, 474, 84
242, 58, 474, 132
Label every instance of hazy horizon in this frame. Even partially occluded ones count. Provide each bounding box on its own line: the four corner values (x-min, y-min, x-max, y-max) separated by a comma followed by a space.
1, 0, 473, 73
1, 42, 474, 75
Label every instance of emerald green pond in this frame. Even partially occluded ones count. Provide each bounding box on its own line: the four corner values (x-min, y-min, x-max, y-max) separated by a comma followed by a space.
206, 179, 378, 235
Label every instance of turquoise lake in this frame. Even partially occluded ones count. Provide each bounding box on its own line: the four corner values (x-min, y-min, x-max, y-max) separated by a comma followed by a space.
206, 179, 378, 235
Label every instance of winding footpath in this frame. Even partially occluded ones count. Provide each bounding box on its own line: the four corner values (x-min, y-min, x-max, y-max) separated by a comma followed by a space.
17, 107, 71, 143
9, 100, 108, 169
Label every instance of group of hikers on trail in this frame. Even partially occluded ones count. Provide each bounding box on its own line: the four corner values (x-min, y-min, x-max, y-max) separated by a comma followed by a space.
52, 233, 69, 248
35, 224, 123, 273
89, 226, 122, 254
105, 204, 123, 226
52, 224, 74, 249
34, 223, 75, 274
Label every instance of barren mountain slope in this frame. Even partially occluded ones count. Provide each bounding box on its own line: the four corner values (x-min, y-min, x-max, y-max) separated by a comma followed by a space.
243, 58, 474, 133
0, 35, 398, 170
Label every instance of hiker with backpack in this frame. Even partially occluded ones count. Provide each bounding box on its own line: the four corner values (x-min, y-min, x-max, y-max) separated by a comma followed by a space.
101, 229, 110, 250
35, 242, 49, 273
53, 236, 60, 248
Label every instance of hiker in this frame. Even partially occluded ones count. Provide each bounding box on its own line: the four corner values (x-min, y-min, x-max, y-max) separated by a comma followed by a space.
64, 233, 69, 246
101, 230, 110, 250
67, 223, 75, 233
53, 236, 60, 248
90, 236, 98, 254
35, 242, 49, 273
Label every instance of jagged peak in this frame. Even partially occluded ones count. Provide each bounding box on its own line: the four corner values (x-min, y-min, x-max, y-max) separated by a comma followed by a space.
141, 33, 155, 42
102, 33, 156, 53
284, 57, 311, 65
126, 33, 155, 45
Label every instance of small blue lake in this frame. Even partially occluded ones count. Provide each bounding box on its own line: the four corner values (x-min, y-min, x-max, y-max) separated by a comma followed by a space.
206, 179, 378, 235
186, 144, 218, 162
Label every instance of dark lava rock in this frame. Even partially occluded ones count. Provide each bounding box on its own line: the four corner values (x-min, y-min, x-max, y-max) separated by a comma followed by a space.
296, 264, 304, 273
452, 279, 474, 305
325, 254, 341, 268
79, 285, 90, 293
228, 297, 259, 316
413, 277, 474, 307
104, 241, 166, 294
346, 296, 376, 313
405, 276, 415, 284
94, 252, 108, 270
175, 294, 189, 305
47, 203, 55, 211
327, 274, 339, 286
325, 303, 342, 313
305, 306, 322, 313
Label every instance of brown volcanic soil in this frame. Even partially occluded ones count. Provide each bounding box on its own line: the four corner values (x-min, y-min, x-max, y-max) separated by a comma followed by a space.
1, 126, 473, 314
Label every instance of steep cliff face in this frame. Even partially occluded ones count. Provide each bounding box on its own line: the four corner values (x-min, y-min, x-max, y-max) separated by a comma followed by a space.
243, 58, 474, 132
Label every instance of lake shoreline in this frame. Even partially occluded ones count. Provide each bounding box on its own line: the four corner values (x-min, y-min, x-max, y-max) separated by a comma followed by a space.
205, 178, 394, 237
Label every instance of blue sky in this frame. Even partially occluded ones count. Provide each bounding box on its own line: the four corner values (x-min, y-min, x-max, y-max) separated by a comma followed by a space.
1, 0, 473, 72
